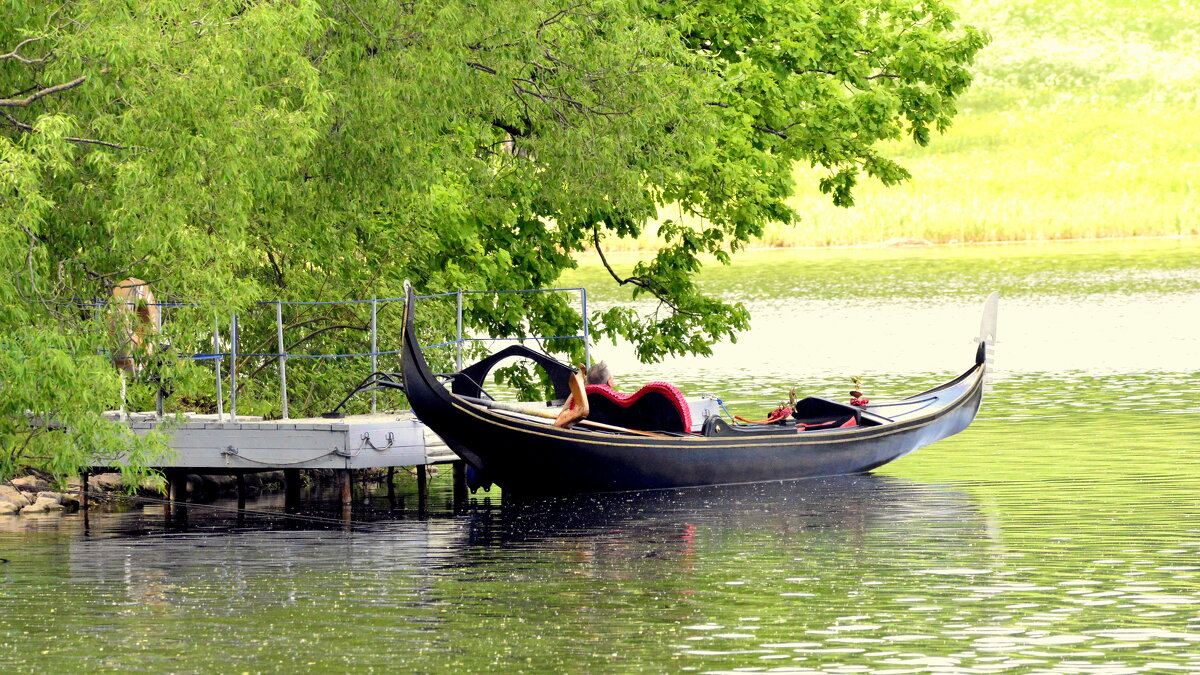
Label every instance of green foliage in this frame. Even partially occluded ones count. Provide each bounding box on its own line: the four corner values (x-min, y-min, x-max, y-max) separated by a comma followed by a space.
0, 327, 168, 488
1, 0, 983, 478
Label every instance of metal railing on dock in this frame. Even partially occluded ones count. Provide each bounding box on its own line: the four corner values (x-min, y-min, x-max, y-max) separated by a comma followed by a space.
91, 287, 592, 422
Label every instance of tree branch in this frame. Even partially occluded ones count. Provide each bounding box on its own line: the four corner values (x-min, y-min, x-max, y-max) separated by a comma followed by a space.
0, 75, 87, 108
2, 111, 128, 149
537, 2, 592, 39
77, 255, 152, 283
513, 79, 628, 123
592, 225, 699, 317
337, 0, 379, 41
0, 37, 50, 65
265, 247, 285, 288
491, 118, 530, 138
243, 321, 368, 380
751, 124, 788, 139
467, 61, 497, 75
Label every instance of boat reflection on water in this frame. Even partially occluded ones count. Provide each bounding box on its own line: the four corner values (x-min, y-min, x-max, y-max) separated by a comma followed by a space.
458, 475, 997, 574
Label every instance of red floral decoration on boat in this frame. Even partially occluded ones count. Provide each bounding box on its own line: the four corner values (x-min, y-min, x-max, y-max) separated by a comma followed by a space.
849, 376, 869, 407
735, 406, 793, 425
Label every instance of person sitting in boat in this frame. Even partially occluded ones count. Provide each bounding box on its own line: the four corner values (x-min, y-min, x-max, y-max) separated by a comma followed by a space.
566, 360, 692, 434
586, 361, 614, 387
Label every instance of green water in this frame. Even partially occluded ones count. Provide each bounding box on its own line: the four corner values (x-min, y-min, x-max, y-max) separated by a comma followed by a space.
2, 239, 1198, 673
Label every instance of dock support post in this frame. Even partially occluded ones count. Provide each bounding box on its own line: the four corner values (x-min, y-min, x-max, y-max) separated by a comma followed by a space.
386, 466, 395, 502
230, 314, 239, 421
452, 461, 467, 508
167, 470, 188, 503
284, 468, 301, 509
213, 321, 224, 420
371, 298, 378, 414
582, 287, 590, 368
416, 466, 428, 513
456, 291, 463, 371
276, 301, 288, 419
236, 472, 247, 511
166, 470, 188, 524
339, 470, 352, 507
155, 303, 165, 419
79, 470, 89, 510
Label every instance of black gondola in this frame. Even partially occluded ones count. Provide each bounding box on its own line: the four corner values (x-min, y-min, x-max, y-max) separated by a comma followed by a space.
400, 283, 997, 496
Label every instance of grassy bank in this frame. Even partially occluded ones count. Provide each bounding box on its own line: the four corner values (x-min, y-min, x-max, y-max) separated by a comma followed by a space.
603, 0, 1199, 250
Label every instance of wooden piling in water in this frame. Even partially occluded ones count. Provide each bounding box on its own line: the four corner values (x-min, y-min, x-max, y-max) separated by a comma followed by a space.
284, 468, 301, 508
165, 469, 188, 523
416, 465, 428, 512
79, 470, 89, 510
167, 470, 188, 503
339, 469, 352, 506
236, 471, 247, 510
452, 461, 467, 506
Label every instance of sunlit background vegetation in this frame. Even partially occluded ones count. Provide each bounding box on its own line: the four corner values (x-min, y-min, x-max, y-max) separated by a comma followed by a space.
608, 0, 1199, 249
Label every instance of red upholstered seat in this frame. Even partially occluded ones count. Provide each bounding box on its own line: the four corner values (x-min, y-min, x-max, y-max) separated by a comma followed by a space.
573, 382, 692, 433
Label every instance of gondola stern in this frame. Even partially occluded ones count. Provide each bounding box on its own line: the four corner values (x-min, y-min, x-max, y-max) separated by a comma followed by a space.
400, 282, 459, 420
400, 282, 525, 483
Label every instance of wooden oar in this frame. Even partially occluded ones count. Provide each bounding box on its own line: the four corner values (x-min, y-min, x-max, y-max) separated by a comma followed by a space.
454, 394, 677, 439
552, 366, 589, 428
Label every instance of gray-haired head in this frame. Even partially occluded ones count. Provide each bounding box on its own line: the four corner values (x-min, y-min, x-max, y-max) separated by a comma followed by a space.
586, 361, 612, 386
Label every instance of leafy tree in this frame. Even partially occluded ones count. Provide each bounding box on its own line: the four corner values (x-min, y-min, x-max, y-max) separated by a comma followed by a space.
1, 0, 985, 480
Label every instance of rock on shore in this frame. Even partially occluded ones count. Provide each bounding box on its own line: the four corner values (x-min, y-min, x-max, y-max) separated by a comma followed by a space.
20, 492, 67, 514
1, 470, 293, 517
0, 485, 31, 511
3, 467, 411, 517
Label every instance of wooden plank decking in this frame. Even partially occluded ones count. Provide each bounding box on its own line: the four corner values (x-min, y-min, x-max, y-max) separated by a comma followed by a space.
100, 411, 456, 471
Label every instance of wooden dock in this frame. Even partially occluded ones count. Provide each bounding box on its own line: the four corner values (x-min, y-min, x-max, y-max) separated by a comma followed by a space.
107, 411, 456, 470
92, 410, 461, 511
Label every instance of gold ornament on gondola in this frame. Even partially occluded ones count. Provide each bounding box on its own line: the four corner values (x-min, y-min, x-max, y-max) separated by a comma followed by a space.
849, 376, 869, 406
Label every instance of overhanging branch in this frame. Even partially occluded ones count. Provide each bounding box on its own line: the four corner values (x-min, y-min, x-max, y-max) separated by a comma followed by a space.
752, 124, 788, 139
592, 225, 699, 317
243, 321, 369, 380
2, 112, 128, 149
0, 37, 50, 65
0, 75, 87, 108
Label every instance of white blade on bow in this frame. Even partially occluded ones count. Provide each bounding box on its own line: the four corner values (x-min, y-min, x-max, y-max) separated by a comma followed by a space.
975, 291, 999, 393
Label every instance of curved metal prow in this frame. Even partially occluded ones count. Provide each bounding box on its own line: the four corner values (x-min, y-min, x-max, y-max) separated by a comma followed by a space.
975, 291, 999, 392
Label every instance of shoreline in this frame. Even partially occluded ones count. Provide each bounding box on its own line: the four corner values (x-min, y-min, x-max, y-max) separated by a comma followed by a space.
0, 468, 430, 519
586, 233, 1200, 257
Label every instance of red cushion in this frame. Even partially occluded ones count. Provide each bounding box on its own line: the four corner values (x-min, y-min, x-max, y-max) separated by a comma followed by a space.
574, 382, 692, 432
797, 417, 859, 431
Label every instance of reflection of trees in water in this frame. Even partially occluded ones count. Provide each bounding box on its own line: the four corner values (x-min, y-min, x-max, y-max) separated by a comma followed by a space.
67, 517, 470, 615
